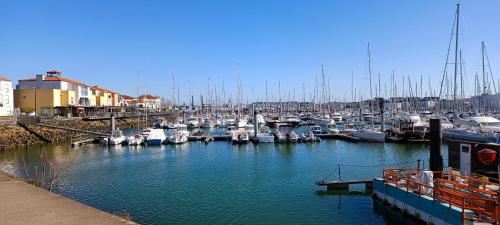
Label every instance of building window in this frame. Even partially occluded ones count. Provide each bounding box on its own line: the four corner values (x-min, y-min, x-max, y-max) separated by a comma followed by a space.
0, 94, 3, 107
4, 95, 8, 104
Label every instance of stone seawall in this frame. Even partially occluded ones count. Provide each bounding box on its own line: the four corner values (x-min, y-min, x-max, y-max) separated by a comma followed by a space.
0, 117, 160, 151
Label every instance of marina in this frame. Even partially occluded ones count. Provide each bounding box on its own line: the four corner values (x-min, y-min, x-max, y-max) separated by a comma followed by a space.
0, 1, 499, 225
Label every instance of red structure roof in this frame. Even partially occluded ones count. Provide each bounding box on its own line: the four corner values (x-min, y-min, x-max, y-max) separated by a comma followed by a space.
0, 76, 11, 81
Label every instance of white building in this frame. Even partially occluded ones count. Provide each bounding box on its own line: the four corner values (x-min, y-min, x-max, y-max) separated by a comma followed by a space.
0, 76, 14, 116
138, 95, 162, 111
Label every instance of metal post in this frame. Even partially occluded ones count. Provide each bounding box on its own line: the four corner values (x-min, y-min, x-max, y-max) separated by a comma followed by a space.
430, 118, 443, 177
417, 159, 421, 169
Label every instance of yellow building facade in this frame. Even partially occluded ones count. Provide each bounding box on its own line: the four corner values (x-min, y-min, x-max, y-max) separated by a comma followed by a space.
14, 89, 80, 115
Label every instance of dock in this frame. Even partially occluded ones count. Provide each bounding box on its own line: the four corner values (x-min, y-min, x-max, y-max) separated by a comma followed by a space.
71, 138, 94, 147
316, 133, 360, 143
315, 179, 373, 190
188, 135, 231, 141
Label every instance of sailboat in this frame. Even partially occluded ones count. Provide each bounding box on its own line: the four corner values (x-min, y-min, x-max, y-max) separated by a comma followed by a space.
351, 43, 385, 142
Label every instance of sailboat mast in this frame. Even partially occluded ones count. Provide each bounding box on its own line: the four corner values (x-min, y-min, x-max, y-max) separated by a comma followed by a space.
172, 70, 175, 106
368, 43, 373, 114
482, 41, 486, 94
453, 3, 460, 104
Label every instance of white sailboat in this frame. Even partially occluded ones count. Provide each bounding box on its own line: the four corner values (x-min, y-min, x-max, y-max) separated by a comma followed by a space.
109, 129, 126, 145
350, 43, 385, 143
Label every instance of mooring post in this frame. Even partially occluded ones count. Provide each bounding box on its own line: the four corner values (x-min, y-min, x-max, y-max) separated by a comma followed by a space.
429, 118, 443, 177
110, 113, 116, 133
253, 110, 258, 138
417, 159, 421, 169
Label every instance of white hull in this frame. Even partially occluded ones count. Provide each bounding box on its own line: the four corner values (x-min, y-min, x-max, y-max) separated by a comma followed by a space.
257, 134, 275, 143
168, 133, 188, 144
351, 130, 385, 142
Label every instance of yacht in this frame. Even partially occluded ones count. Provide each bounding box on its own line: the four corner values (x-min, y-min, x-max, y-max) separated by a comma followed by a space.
147, 129, 167, 145
109, 129, 126, 145
186, 116, 199, 129
167, 124, 189, 144
127, 134, 144, 145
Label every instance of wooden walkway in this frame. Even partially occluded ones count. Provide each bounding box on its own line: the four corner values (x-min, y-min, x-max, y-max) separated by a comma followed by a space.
316, 179, 373, 190
33, 123, 109, 136
17, 122, 53, 143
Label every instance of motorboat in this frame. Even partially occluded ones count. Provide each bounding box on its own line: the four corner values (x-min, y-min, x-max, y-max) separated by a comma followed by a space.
167, 124, 189, 144
274, 123, 298, 143
127, 134, 144, 145
154, 118, 168, 129
147, 128, 166, 145
201, 118, 215, 128
141, 127, 153, 140
245, 124, 255, 136
327, 124, 340, 134
311, 125, 327, 135
332, 112, 342, 123
284, 115, 301, 126
299, 131, 320, 143
109, 129, 126, 145
313, 116, 332, 127
225, 126, 238, 135
186, 116, 199, 129
351, 128, 385, 142
256, 126, 274, 143
232, 130, 249, 144
236, 117, 248, 128
256, 114, 266, 125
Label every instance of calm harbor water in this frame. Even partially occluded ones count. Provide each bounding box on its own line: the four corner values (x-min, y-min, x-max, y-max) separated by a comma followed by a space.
0, 133, 448, 225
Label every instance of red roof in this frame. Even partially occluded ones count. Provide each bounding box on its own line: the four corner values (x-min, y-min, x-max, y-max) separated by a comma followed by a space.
138, 95, 160, 100
0, 76, 10, 81
122, 95, 136, 100
19, 76, 87, 87
90, 86, 118, 94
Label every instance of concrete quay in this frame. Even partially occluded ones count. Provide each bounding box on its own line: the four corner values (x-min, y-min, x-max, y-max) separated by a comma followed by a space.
0, 172, 136, 225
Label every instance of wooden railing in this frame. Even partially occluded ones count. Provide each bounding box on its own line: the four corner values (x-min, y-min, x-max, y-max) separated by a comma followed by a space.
383, 168, 500, 224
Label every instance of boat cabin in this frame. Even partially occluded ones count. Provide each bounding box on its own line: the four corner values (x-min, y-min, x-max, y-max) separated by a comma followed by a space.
448, 139, 499, 180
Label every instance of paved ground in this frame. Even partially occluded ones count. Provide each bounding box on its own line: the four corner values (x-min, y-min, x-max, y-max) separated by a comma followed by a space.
0, 173, 137, 225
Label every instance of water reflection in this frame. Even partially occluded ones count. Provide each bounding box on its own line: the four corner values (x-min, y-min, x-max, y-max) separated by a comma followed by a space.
0, 139, 437, 225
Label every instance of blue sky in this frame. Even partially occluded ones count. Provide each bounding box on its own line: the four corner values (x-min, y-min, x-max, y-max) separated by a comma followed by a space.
1, 0, 499, 104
